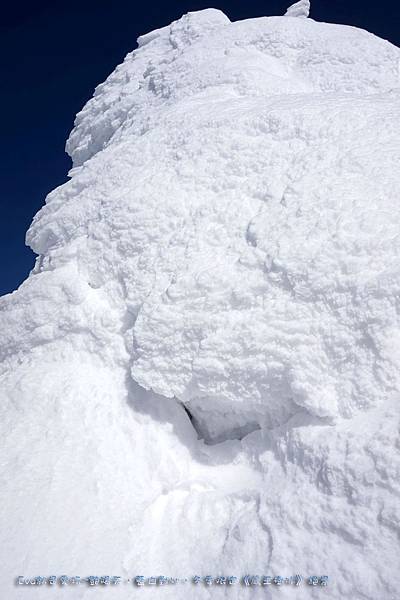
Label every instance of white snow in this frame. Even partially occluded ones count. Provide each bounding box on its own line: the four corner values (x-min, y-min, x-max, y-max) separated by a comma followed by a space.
1, 6, 400, 600
285, 0, 311, 18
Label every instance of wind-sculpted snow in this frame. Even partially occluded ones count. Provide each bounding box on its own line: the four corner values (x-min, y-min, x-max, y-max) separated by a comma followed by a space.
65, 9, 399, 168
1, 7, 400, 600
285, 0, 311, 18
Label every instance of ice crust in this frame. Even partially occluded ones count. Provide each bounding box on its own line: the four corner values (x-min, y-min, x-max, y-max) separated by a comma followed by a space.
1, 6, 400, 599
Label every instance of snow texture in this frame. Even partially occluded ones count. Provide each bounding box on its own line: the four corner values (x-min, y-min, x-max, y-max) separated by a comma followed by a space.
1, 6, 400, 600
285, 0, 311, 18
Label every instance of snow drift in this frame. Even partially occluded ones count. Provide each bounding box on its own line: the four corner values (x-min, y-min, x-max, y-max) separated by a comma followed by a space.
1, 4, 400, 599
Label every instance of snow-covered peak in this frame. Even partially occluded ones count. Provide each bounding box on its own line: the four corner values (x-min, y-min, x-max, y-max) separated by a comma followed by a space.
285, 0, 311, 18
65, 10, 399, 169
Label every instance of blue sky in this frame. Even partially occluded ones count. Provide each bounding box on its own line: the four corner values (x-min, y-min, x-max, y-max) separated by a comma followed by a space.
1, 0, 399, 296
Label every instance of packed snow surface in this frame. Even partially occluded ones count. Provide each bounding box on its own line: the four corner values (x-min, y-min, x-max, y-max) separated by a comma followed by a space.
1, 4, 400, 599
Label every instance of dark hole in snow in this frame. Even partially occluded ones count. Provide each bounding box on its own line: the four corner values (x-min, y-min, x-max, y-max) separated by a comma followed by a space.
182, 403, 194, 423
181, 402, 261, 445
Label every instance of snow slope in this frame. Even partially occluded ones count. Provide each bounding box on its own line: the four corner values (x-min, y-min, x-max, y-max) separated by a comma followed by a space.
1, 4, 400, 599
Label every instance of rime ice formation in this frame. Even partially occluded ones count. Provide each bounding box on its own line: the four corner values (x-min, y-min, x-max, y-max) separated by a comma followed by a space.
284, 0, 310, 18
1, 7, 400, 600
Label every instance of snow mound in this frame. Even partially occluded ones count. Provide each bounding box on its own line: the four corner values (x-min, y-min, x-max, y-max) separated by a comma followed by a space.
65, 9, 399, 168
1, 7, 400, 600
285, 0, 311, 18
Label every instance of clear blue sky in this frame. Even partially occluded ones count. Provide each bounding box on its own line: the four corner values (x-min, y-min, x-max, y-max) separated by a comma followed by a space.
1, 0, 399, 296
